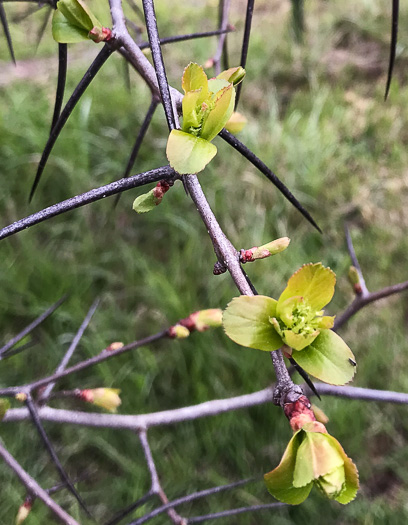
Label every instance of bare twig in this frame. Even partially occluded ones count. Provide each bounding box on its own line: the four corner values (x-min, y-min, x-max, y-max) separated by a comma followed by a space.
3, 386, 275, 428
139, 430, 186, 524
313, 383, 408, 404
111, 0, 162, 95
0, 440, 80, 525
212, 0, 231, 75
139, 27, 234, 50
186, 502, 286, 523
25, 394, 92, 517
141, 0, 176, 129
38, 299, 100, 403
0, 329, 169, 397
129, 478, 255, 525
334, 279, 408, 330
138, 431, 160, 493
235, 0, 255, 108
0, 166, 176, 241
0, 294, 68, 359
6, 382, 408, 432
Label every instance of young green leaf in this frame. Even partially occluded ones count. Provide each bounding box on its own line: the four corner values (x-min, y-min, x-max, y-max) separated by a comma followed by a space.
166, 129, 217, 174
327, 435, 359, 504
52, 0, 104, 44
200, 85, 235, 141
292, 329, 356, 385
293, 431, 344, 488
182, 62, 209, 102
217, 66, 246, 86
264, 432, 313, 504
223, 295, 283, 351
277, 263, 336, 314
207, 78, 231, 96
133, 189, 159, 213
181, 90, 203, 133
57, 0, 101, 31
52, 9, 89, 43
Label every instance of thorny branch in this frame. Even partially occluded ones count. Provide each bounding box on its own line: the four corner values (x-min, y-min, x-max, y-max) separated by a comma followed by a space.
0, 166, 176, 241
1, 1, 408, 523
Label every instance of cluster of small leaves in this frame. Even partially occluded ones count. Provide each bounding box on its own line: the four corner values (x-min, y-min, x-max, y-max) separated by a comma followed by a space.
264, 420, 359, 505
166, 62, 245, 174
223, 263, 356, 385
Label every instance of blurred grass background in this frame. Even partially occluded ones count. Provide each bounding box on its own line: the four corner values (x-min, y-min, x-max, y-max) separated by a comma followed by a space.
1, 0, 408, 523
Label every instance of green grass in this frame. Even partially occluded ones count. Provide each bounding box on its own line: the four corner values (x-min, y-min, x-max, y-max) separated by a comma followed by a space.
1, 0, 408, 523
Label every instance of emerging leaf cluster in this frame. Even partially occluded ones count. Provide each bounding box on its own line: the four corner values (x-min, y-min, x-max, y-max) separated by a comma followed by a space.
166, 63, 245, 174
264, 421, 359, 505
223, 263, 356, 385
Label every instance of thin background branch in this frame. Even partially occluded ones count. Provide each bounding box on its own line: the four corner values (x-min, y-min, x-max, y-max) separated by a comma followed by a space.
0, 440, 80, 525
0, 294, 68, 359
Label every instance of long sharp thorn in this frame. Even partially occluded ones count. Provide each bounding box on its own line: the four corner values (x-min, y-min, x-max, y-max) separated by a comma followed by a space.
29, 44, 113, 202
138, 27, 234, 50
385, 0, 399, 100
25, 395, 94, 518
0, 3, 16, 65
235, 0, 254, 109
0, 294, 68, 359
0, 338, 36, 360
50, 43, 68, 132
35, 7, 52, 51
11, 5, 43, 24
103, 491, 154, 525
219, 129, 321, 232
289, 357, 321, 400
